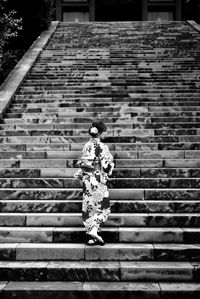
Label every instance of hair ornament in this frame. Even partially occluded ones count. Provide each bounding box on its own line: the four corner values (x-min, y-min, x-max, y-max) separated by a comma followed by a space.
90, 127, 98, 134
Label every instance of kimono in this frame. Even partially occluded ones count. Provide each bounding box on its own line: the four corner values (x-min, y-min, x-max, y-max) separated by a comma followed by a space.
74, 138, 114, 234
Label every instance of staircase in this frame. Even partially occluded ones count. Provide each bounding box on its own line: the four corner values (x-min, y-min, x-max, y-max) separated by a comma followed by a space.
0, 21, 200, 298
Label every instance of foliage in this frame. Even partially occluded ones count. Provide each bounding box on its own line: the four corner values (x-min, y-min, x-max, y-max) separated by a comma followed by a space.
0, 0, 54, 85
0, 0, 22, 52
0, 49, 24, 83
7, 0, 55, 48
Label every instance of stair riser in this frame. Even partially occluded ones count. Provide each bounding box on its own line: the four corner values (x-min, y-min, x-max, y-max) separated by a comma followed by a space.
0, 129, 200, 137
0, 168, 200, 178
0, 228, 198, 244
0, 265, 195, 282
0, 189, 199, 201
0, 178, 200, 188
1, 143, 200, 151
1, 200, 200, 213
1, 214, 200, 228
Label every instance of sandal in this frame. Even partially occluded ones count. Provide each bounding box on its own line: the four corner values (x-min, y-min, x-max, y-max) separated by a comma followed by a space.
87, 238, 105, 246
87, 239, 97, 246
88, 227, 105, 245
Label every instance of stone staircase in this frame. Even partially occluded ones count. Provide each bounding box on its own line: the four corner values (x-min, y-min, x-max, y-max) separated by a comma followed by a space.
0, 21, 200, 298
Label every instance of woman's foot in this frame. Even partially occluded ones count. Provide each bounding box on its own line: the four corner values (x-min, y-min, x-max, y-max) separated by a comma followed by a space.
87, 238, 105, 246
87, 239, 96, 246
88, 226, 105, 245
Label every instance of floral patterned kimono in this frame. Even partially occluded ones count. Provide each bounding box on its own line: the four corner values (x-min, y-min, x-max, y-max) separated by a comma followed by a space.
74, 138, 114, 234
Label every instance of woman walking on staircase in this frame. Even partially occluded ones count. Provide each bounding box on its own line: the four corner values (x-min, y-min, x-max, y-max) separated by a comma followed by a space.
74, 121, 115, 246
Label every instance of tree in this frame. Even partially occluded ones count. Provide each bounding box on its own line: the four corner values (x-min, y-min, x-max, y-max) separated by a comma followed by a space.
0, 0, 22, 53
7, 0, 55, 48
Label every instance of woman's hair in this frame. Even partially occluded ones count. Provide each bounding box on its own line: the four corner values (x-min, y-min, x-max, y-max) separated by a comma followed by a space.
89, 121, 107, 138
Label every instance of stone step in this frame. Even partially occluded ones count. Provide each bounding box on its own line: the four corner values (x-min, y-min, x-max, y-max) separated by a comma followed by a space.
13, 94, 200, 100
5, 109, 200, 117
1, 159, 200, 170
23, 80, 200, 86
1, 135, 200, 144
11, 100, 200, 106
0, 213, 200, 227
0, 150, 196, 159
27, 72, 200, 77
1, 243, 200, 262
1, 124, 200, 131
0, 227, 198, 244
10, 99, 200, 106
1, 167, 200, 178
31, 64, 200, 68
0, 261, 197, 283
0, 177, 200, 188
1, 281, 200, 299
0, 188, 199, 201
0, 142, 200, 151
8, 105, 200, 113
20, 85, 200, 90
3, 119, 200, 131
3, 117, 200, 127
0, 129, 200, 137
1, 199, 200, 213
16, 90, 200, 95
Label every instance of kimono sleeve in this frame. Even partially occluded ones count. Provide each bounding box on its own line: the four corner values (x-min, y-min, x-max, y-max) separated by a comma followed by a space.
101, 144, 115, 175
76, 141, 95, 172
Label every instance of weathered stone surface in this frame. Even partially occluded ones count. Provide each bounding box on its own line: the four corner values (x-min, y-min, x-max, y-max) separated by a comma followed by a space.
154, 244, 200, 261
16, 244, 85, 261
0, 244, 18, 261
82, 282, 160, 299
119, 228, 183, 243
123, 213, 200, 227
121, 261, 193, 282
139, 151, 184, 159
26, 214, 82, 227
85, 244, 154, 261
3, 281, 83, 299
0, 200, 82, 213
145, 190, 200, 201
0, 261, 48, 281
47, 261, 120, 281
0, 228, 53, 243
160, 283, 200, 299
109, 189, 144, 200
0, 215, 26, 227
116, 160, 163, 168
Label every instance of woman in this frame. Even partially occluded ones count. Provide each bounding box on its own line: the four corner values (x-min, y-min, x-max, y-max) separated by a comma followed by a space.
74, 121, 114, 246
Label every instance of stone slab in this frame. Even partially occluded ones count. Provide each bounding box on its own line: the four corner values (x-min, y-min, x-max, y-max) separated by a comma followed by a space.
82, 282, 160, 299
0, 227, 53, 243
121, 261, 193, 282
26, 214, 82, 227
0, 261, 48, 281
154, 244, 200, 261
160, 282, 200, 299
85, 244, 154, 261
47, 261, 120, 281
3, 281, 83, 299
0, 244, 19, 261
16, 244, 85, 261
0, 215, 26, 227
119, 228, 183, 243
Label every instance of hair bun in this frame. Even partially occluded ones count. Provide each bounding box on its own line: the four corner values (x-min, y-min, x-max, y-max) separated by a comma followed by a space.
90, 127, 98, 134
